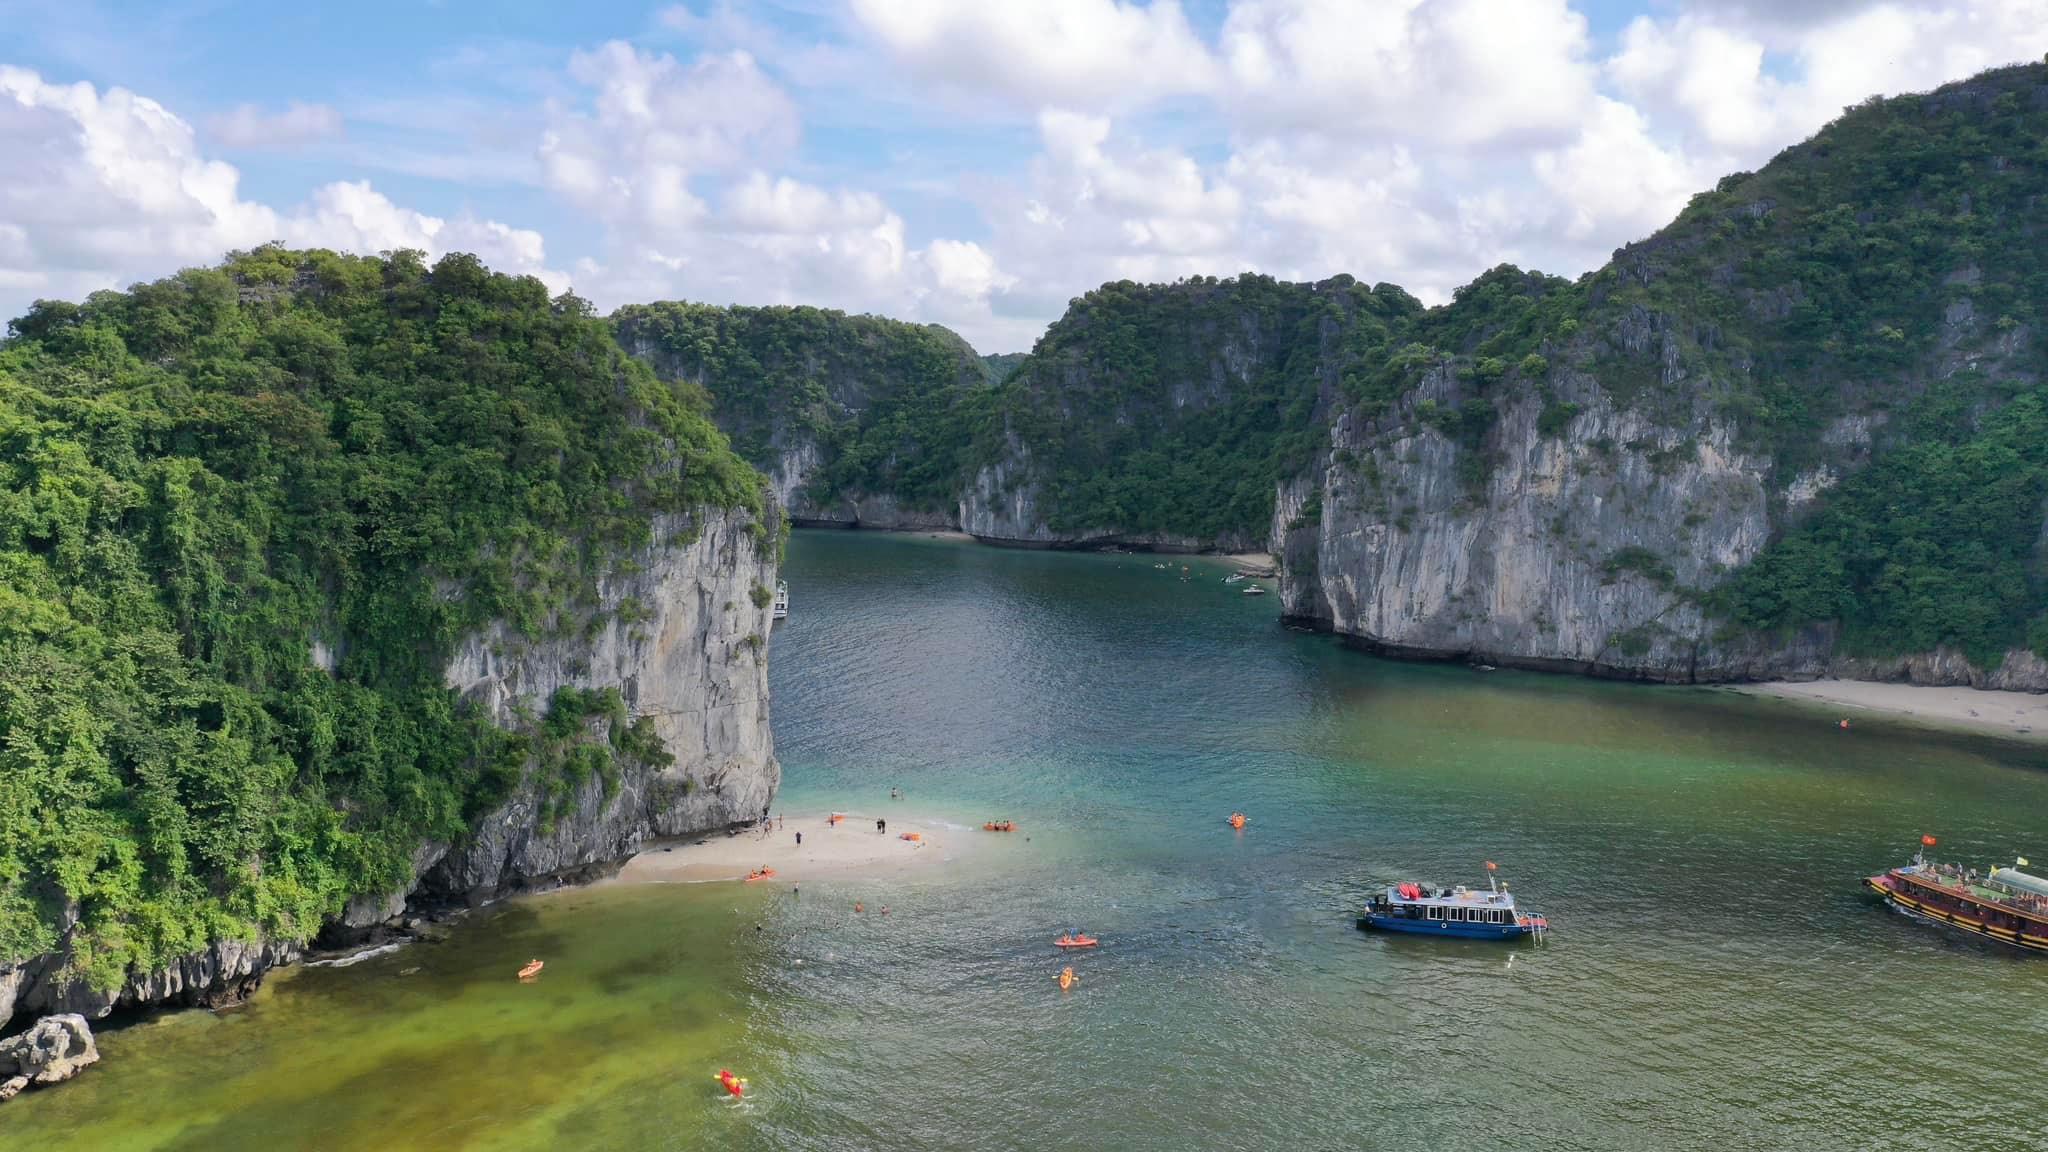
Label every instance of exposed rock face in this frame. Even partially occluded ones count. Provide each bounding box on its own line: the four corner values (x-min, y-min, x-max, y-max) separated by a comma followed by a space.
0, 507, 777, 1034
0, 925, 295, 1043
0, 1014, 99, 1101
1280, 365, 1792, 680
1276, 356, 2048, 686
423, 508, 779, 900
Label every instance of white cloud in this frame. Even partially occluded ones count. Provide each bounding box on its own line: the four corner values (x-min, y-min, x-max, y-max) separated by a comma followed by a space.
206, 101, 343, 149
1219, 0, 1598, 145
1531, 97, 1708, 242
0, 66, 560, 321
538, 42, 800, 245
847, 0, 1216, 108
1610, 2, 2048, 163
921, 238, 1012, 300
536, 42, 1019, 345
13, 1, 2048, 355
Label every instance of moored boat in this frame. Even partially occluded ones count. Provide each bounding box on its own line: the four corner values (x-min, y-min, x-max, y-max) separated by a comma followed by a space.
1357, 863, 1548, 941
1865, 836, 2048, 953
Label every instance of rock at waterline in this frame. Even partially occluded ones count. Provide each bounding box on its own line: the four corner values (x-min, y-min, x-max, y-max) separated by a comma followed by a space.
0, 1014, 99, 1101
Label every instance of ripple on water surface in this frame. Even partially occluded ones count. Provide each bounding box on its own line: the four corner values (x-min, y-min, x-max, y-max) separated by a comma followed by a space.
12, 530, 2048, 1150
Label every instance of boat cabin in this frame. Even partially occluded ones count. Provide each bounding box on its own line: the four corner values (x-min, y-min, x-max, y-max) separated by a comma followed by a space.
1358, 878, 1548, 940
1374, 883, 1521, 925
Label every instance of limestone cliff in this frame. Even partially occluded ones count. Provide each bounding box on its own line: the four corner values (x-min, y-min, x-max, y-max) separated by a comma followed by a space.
1279, 63, 2048, 686
613, 301, 985, 530
959, 274, 1411, 551
0, 509, 778, 1033
422, 509, 778, 899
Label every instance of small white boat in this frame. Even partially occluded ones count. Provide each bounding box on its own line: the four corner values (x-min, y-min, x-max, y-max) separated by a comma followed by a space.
1224, 573, 1244, 584
1242, 585, 1267, 596
771, 581, 789, 620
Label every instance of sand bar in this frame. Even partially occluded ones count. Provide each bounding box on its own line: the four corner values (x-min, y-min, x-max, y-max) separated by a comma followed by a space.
612, 812, 970, 885
1732, 679, 2048, 742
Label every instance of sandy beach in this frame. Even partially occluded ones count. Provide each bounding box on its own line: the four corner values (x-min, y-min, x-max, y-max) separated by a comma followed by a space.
612, 812, 973, 885
1221, 551, 1279, 575
1731, 679, 2048, 742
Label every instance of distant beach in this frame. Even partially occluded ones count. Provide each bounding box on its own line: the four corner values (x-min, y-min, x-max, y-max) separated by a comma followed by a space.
611, 811, 971, 885
1731, 679, 2048, 742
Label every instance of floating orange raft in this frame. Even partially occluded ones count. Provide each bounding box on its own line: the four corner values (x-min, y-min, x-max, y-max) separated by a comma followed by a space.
1054, 934, 1099, 949
982, 820, 1017, 832
517, 959, 544, 980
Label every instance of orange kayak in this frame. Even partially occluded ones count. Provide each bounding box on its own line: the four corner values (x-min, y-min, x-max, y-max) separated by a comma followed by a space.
899, 831, 923, 842
1054, 935, 1099, 949
1057, 966, 1077, 990
517, 960, 544, 980
982, 821, 1017, 832
744, 868, 777, 882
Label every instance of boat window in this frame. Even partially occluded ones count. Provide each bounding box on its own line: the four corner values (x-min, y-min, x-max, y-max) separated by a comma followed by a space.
1427, 907, 1444, 920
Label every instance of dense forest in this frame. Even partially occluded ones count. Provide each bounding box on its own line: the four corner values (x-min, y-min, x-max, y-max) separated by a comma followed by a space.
0, 249, 764, 988
1600, 64, 2048, 666
612, 302, 991, 513
992, 274, 1423, 542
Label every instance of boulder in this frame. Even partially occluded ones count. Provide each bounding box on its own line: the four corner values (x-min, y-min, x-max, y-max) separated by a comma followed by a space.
0, 1013, 99, 1099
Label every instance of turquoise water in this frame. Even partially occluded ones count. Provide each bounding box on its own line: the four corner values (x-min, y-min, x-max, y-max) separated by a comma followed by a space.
10, 529, 2048, 1150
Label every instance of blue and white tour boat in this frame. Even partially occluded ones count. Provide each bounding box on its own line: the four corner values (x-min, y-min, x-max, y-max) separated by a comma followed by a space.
1357, 863, 1549, 941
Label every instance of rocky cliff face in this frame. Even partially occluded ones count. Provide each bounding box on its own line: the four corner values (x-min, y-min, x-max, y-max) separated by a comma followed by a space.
0, 912, 299, 1038
1277, 362, 1809, 680
1267, 62, 2048, 688
422, 509, 779, 899
0, 508, 778, 1033
1279, 358, 2048, 686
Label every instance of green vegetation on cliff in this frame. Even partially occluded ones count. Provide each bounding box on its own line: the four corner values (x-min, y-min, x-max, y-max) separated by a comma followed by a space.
613, 302, 990, 513
0, 248, 762, 985
1579, 64, 2048, 471
1604, 63, 2048, 663
994, 274, 1421, 542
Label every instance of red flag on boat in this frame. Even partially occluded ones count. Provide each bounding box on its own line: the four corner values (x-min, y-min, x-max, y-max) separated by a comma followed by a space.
1485, 861, 1498, 871
1921, 834, 1938, 847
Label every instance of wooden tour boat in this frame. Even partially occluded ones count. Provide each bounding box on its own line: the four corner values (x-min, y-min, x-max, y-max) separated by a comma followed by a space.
1866, 835, 2048, 953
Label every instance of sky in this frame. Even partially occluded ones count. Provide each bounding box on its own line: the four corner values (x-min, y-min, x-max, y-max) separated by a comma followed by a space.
3, 1, 2047, 352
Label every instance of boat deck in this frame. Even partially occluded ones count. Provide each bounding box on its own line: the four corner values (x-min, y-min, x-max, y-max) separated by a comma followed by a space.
1896, 866, 2048, 915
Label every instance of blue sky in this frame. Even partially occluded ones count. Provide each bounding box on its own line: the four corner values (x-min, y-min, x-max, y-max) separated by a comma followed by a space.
3, 1, 2043, 350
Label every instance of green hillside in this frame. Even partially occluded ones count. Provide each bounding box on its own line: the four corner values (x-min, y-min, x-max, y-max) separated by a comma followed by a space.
613, 302, 990, 513
0, 248, 763, 986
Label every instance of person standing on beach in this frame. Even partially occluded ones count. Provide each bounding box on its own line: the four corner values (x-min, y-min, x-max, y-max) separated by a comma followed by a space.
877, 818, 887, 834
795, 831, 803, 846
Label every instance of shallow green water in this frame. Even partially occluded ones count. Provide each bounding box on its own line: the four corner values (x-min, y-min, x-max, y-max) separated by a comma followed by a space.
10, 530, 2048, 1150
